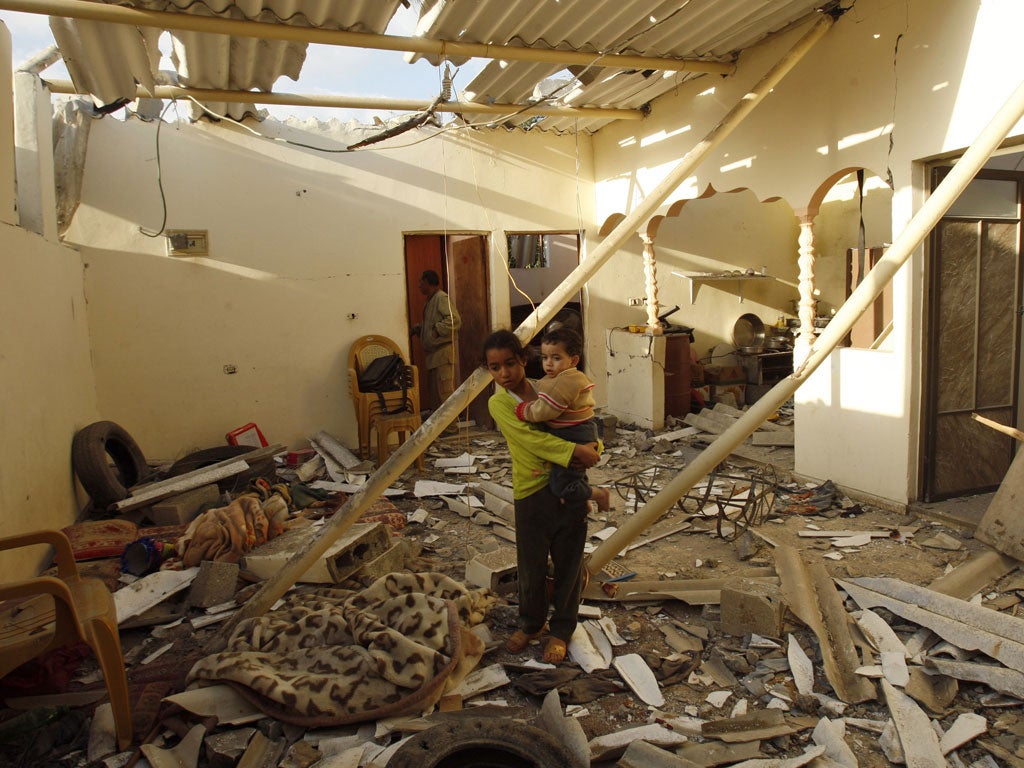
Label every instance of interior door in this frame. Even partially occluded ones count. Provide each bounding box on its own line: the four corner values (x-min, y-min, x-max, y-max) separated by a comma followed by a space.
922, 169, 1024, 500
404, 234, 491, 427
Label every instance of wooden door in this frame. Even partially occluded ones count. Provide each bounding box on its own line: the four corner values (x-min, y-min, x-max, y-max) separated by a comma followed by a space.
922, 169, 1024, 500
404, 234, 491, 427
447, 235, 492, 429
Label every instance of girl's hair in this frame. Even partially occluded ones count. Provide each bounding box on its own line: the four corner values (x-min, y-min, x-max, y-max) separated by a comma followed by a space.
482, 329, 528, 364
541, 327, 582, 357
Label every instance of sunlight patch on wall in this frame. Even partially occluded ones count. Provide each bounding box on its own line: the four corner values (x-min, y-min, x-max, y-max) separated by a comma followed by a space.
837, 123, 893, 151
640, 124, 692, 148
720, 156, 755, 173
932, 81, 949, 92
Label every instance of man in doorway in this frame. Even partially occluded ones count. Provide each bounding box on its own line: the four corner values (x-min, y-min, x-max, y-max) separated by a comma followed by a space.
411, 269, 462, 411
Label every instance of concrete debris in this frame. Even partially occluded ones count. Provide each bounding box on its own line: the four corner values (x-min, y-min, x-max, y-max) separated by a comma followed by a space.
21, 420, 1024, 768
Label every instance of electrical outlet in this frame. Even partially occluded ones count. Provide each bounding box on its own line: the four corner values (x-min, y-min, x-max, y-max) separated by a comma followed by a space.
166, 229, 209, 256
627, 297, 645, 306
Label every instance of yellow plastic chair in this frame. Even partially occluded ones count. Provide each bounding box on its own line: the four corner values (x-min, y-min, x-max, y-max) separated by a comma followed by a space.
348, 335, 421, 459
0, 530, 132, 750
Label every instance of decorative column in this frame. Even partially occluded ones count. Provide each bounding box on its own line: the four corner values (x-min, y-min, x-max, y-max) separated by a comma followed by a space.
642, 234, 663, 335
795, 214, 818, 360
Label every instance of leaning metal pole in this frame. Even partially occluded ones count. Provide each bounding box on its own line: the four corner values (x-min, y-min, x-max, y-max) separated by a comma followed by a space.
213, 12, 837, 647
589, 77, 1024, 575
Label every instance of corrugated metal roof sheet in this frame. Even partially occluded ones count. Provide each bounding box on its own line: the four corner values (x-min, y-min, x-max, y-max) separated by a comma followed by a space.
45, 0, 829, 130
417, 0, 825, 133
51, 0, 405, 120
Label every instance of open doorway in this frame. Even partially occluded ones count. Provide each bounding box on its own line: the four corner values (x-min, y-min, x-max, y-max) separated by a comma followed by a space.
405, 234, 491, 428
506, 232, 583, 380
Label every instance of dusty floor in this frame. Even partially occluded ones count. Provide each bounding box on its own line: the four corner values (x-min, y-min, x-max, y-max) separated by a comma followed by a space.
4, 419, 1022, 766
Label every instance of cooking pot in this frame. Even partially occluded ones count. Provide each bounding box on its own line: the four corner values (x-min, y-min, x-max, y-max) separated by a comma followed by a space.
732, 313, 765, 351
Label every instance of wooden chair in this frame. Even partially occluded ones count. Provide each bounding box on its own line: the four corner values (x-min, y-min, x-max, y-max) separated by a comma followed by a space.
0, 530, 132, 750
347, 335, 422, 459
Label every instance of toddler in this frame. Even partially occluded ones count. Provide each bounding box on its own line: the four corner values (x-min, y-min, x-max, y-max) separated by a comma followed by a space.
515, 327, 610, 511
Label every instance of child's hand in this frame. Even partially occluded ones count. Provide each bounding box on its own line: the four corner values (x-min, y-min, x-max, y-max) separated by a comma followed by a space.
570, 442, 599, 469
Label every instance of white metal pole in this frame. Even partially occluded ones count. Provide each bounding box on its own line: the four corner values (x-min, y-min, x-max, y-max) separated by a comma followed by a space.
215, 13, 837, 643
589, 77, 1024, 574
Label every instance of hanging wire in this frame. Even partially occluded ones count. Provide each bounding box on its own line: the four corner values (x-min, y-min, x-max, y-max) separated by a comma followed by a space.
138, 99, 177, 237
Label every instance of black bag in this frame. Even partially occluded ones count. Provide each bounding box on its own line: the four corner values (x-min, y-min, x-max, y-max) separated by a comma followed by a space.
358, 353, 409, 415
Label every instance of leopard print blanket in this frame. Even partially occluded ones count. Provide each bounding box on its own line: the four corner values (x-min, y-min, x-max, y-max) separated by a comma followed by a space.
187, 572, 495, 726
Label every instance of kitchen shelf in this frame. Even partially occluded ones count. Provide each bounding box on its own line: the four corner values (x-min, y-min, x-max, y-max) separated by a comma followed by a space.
673, 271, 775, 304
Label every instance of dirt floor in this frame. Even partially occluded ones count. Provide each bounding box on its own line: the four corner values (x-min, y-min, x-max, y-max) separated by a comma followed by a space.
6, 418, 1022, 766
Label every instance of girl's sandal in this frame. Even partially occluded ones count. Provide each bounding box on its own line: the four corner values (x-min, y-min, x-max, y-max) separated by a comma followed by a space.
505, 626, 546, 653
542, 637, 568, 664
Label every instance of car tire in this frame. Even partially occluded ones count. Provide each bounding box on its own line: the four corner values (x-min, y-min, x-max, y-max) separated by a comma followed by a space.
385, 717, 573, 768
71, 421, 149, 510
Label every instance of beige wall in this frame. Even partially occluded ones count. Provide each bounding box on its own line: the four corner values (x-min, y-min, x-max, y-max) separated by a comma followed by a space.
63, 118, 595, 460
0, 222, 97, 579
588, 0, 1024, 504
0, 23, 97, 583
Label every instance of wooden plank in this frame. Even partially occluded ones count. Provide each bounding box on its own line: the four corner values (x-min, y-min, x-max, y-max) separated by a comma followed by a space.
975, 446, 1024, 560
113, 460, 249, 512
972, 412, 1024, 442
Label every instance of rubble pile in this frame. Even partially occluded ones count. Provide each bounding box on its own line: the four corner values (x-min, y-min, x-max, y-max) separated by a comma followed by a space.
3, 410, 1024, 768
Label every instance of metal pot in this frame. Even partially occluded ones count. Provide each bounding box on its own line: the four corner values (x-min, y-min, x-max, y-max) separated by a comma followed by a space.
732, 313, 766, 351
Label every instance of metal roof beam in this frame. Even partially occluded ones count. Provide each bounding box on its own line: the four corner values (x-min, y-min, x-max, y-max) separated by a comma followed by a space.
43, 79, 646, 119
1, 0, 736, 75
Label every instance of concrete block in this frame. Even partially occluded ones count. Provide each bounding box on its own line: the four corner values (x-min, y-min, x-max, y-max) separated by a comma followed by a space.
205, 728, 255, 768
148, 483, 220, 526
465, 547, 518, 594
189, 560, 240, 608
355, 539, 410, 580
720, 579, 786, 638
242, 522, 391, 584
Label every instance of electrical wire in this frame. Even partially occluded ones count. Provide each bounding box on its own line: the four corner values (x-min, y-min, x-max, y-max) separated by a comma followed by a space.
138, 99, 177, 237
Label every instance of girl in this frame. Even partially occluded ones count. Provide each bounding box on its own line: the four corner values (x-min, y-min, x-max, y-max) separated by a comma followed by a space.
483, 329, 600, 664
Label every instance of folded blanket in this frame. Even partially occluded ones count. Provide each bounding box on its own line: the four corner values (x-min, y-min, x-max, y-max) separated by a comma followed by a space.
187, 572, 495, 726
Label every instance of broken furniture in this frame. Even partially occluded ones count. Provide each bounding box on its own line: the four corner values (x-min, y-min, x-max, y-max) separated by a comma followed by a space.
347, 334, 422, 460
0, 530, 132, 750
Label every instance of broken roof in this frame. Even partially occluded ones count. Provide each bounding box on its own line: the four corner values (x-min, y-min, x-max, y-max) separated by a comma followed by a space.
35, 0, 831, 130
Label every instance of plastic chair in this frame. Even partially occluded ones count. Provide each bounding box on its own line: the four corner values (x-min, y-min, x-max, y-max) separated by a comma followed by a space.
0, 530, 132, 750
348, 335, 421, 459
373, 409, 425, 471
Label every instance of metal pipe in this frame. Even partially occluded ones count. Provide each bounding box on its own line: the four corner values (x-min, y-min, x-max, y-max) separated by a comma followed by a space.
1, 0, 733, 75
42, 79, 645, 120
589, 76, 1024, 574
213, 12, 834, 647
16, 43, 60, 73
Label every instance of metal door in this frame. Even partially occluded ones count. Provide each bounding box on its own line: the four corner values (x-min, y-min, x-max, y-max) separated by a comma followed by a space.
922, 169, 1024, 500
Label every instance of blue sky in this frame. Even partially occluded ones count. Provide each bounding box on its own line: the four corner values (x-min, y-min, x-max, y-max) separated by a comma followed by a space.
0, 4, 486, 123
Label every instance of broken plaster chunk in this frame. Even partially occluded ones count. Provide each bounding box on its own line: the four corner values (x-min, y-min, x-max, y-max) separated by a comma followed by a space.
613, 653, 665, 707
882, 679, 945, 767
920, 531, 964, 551
588, 724, 689, 763
939, 712, 987, 755
448, 663, 510, 700
568, 623, 612, 673
811, 717, 857, 768
787, 634, 814, 696
705, 690, 732, 708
